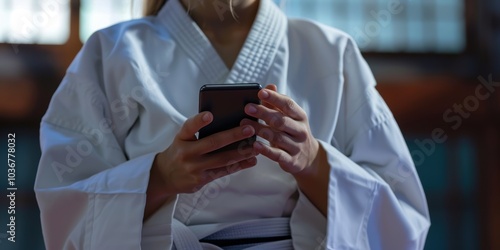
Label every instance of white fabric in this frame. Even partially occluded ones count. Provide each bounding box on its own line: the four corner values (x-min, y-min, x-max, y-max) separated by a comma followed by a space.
35, 0, 430, 249
172, 219, 203, 250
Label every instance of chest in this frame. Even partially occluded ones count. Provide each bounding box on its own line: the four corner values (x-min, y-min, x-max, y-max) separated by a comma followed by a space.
205, 31, 249, 69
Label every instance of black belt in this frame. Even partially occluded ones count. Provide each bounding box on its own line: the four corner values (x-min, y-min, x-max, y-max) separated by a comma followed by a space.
200, 235, 292, 247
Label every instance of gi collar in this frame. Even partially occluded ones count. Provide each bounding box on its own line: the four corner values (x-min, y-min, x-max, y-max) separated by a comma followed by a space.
156, 0, 288, 84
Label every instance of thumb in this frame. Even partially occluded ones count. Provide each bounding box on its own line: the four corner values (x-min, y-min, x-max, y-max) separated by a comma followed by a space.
177, 111, 213, 141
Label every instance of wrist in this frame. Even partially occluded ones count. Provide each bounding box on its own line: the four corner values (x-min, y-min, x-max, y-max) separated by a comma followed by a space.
148, 153, 173, 199
293, 140, 321, 179
144, 153, 174, 221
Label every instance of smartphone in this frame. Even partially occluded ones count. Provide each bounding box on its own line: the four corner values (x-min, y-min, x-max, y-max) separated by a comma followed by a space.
198, 83, 262, 152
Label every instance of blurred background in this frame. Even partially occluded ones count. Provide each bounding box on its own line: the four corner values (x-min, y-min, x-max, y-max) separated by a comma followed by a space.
0, 0, 498, 249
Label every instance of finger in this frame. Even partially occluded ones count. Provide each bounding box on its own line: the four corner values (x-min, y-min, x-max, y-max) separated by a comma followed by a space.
240, 119, 299, 155
203, 157, 257, 182
245, 104, 303, 136
195, 125, 255, 154
262, 84, 278, 110
225, 157, 257, 174
264, 84, 277, 91
258, 89, 306, 121
177, 112, 213, 141
253, 141, 297, 172
197, 145, 257, 171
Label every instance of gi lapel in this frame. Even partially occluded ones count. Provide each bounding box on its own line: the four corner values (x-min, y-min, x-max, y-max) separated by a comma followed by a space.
158, 0, 229, 83
157, 0, 287, 85
225, 0, 287, 84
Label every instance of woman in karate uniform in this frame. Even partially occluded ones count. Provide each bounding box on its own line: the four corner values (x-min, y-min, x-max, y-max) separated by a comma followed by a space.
35, 0, 431, 249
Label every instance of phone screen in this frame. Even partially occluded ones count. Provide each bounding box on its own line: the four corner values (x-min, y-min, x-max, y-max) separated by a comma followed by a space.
198, 83, 262, 152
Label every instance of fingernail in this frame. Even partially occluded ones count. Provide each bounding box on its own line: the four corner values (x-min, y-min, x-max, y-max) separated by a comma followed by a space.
242, 126, 253, 136
202, 113, 211, 122
254, 141, 263, 149
240, 119, 250, 125
247, 105, 257, 114
261, 90, 269, 99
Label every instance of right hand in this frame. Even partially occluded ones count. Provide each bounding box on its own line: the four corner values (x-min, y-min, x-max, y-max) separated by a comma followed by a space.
153, 111, 259, 195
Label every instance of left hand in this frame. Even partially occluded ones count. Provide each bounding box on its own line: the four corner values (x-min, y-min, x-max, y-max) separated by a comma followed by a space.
242, 84, 320, 174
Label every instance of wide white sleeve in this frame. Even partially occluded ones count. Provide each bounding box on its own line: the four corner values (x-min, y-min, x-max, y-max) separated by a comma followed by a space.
36, 123, 161, 249
289, 35, 429, 249
290, 189, 327, 250
321, 38, 430, 250
34, 35, 177, 250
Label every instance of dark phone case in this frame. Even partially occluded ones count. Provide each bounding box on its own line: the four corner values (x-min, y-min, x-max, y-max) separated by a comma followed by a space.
198, 83, 262, 153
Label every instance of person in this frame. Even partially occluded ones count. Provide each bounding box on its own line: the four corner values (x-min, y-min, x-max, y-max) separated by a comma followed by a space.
34, 0, 430, 249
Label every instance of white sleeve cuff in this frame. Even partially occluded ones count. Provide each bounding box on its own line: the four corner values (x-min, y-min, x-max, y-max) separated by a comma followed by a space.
290, 184, 327, 250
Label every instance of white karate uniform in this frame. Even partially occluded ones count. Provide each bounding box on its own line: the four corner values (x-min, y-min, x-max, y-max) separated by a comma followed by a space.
35, 0, 430, 249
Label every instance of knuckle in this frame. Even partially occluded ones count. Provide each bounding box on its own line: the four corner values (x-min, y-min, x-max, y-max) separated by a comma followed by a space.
276, 151, 286, 163
296, 128, 308, 141
175, 148, 189, 161
269, 133, 280, 146
184, 162, 196, 172
275, 133, 285, 144
183, 121, 196, 135
270, 115, 285, 129
289, 145, 300, 155
186, 116, 197, 127
285, 99, 295, 113
280, 157, 295, 170
259, 128, 274, 140
300, 110, 307, 119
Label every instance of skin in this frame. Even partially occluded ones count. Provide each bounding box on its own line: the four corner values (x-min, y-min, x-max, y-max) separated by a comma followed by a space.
181, 0, 260, 68
242, 84, 329, 216
144, 0, 329, 221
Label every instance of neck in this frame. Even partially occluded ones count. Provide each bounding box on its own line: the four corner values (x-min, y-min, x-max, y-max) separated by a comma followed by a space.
180, 0, 259, 31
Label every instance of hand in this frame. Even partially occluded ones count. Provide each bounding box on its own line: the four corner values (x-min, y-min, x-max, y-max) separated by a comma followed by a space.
153, 111, 258, 195
242, 85, 319, 175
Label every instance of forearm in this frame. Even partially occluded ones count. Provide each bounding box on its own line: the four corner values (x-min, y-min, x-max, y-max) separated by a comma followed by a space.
292, 143, 329, 216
